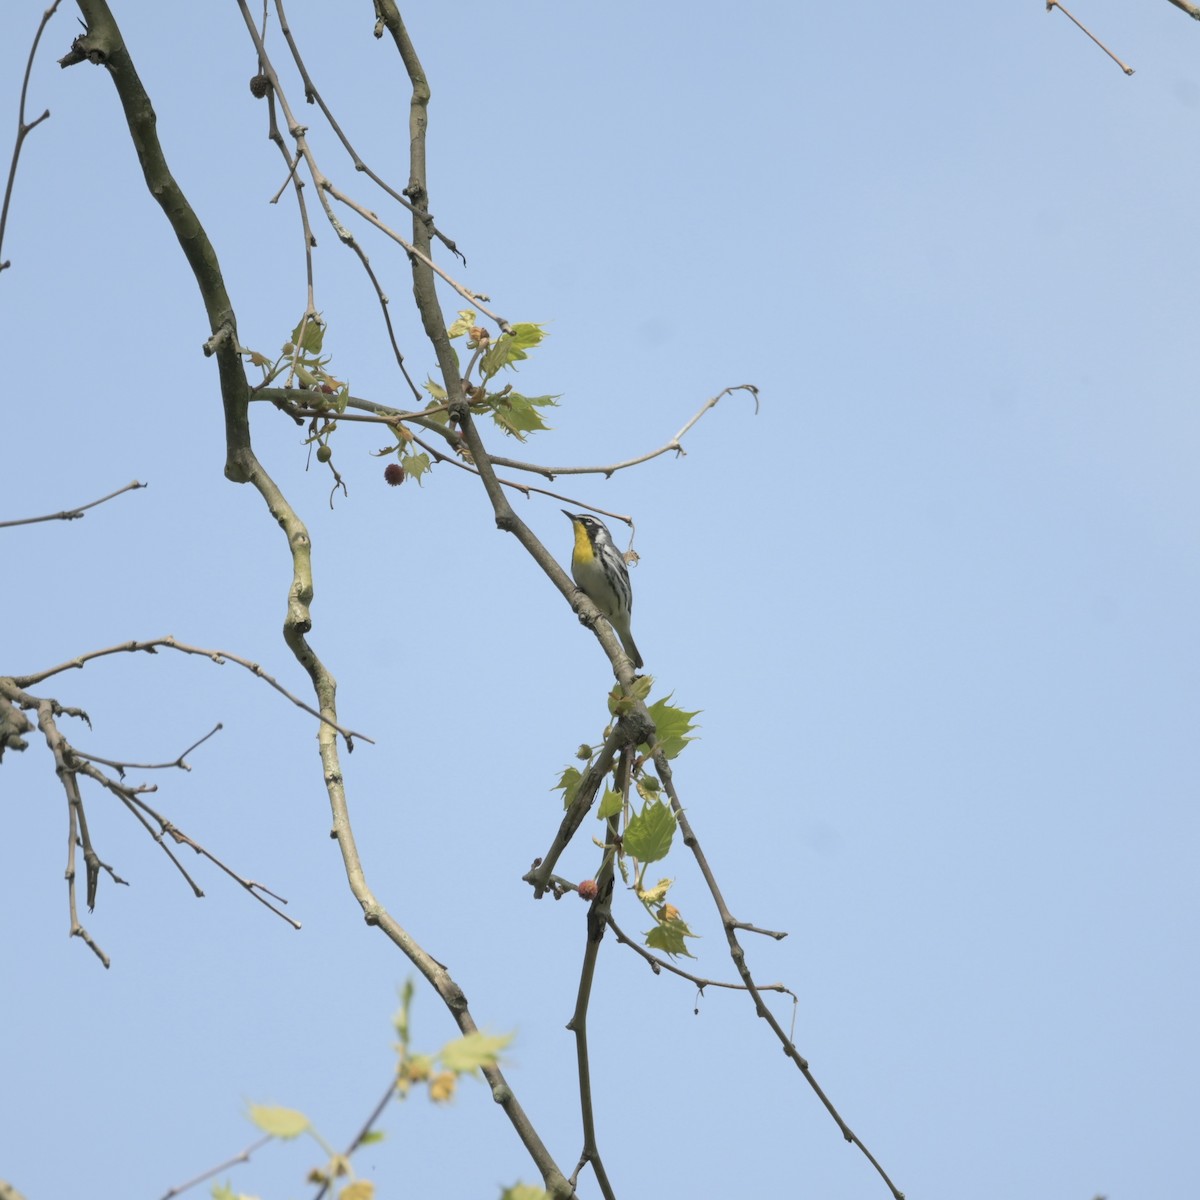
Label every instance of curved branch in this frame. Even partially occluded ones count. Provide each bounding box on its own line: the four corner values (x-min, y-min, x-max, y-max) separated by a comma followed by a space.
256, 382, 758, 483
11, 636, 371, 747
63, 1, 254, 480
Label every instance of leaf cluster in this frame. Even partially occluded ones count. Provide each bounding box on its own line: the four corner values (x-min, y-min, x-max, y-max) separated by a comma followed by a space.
556, 681, 701, 956
213, 985, 516, 1200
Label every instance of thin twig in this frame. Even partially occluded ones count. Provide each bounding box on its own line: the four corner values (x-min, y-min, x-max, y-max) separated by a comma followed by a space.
1046, 1, 1135, 74
71, 722, 222, 773
0, 0, 64, 273
606, 914, 796, 996
157, 1134, 273, 1200
272, 0, 463, 262
12, 636, 371, 747
654, 749, 906, 1199
263, 383, 758, 483
311, 1075, 396, 1200
0, 479, 145, 528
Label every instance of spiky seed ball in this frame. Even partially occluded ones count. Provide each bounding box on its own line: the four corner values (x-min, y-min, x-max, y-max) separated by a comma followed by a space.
578, 879, 598, 901
384, 463, 405, 486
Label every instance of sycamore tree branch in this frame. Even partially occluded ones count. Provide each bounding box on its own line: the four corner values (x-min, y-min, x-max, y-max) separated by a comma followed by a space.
0, 479, 146, 528
272, 0, 464, 263
652, 748, 906, 1200
375, 4, 580, 1195
12, 635, 370, 747
259, 382, 758, 484
0, 0, 64, 274
6, 675, 301, 962
62, 3, 576, 1192
62, 1, 254, 482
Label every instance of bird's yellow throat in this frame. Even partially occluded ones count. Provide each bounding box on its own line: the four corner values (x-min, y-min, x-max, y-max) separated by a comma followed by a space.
571, 521, 595, 564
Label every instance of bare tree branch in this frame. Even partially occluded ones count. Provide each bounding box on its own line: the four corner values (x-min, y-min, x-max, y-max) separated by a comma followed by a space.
0, 480, 145, 529
0, 0, 63, 274
12, 635, 370, 746
1046, 1, 1135, 74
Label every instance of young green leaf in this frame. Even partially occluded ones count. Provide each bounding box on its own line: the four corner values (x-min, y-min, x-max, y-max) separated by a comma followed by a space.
646, 912, 698, 959
500, 1185, 550, 1200
479, 323, 546, 378
643, 694, 701, 759
400, 452, 432, 485
488, 391, 559, 440
290, 315, 325, 353
623, 799, 676, 863
638, 877, 672, 906
597, 787, 623, 820
247, 1103, 311, 1139
447, 310, 477, 339
554, 765, 583, 809
607, 675, 653, 717
438, 1030, 514, 1074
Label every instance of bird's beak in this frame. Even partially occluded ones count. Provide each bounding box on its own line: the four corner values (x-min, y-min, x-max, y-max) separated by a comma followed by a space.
562, 509, 578, 521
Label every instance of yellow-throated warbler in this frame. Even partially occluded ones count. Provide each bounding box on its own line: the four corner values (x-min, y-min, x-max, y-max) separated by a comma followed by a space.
562, 510, 644, 669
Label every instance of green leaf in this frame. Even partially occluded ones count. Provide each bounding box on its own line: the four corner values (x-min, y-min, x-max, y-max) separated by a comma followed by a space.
291, 315, 325, 353
500, 1186, 550, 1200
424, 376, 448, 402
393, 978, 415, 1045
359, 1130, 386, 1146
644, 694, 700, 759
400, 452, 432, 485
607, 675, 653, 717
596, 788, 623, 820
635, 772, 660, 802
646, 914, 697, 959
340, 1182, 375, 1200
247, 1103, 310, 1139
623, 800, 676, 863
438, 1030, 514, 1074
447, 310, 477, 339
488, 391, 559, 440
479, 323, 546, 378
638, 877, 672, 906
554, 766, 583, 810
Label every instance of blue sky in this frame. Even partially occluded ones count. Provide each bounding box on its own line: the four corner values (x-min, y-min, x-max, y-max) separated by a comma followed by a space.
2, 3, 1198, 1198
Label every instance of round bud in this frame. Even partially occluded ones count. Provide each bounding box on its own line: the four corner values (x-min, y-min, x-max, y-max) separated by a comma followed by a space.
316, 445, 332, 463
